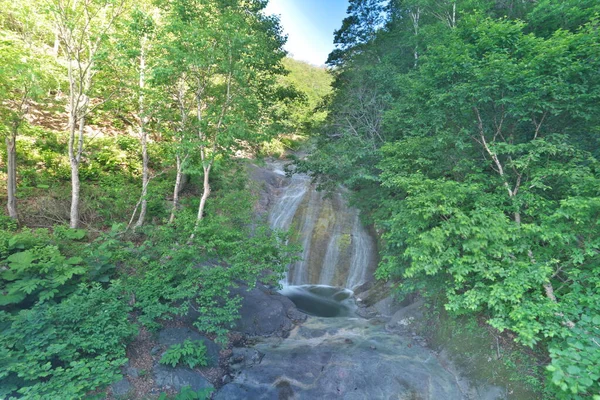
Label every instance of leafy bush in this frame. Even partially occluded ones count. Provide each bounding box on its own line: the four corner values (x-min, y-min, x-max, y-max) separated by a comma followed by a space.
128, 181, 297, 340
546, 274, 600, 398
53, 225, 87, 241
0, 229, 87, 307
160, 339, 208, 369
158, 386, 213, 400
0, 283, 136, 399
0, 216, 18, 231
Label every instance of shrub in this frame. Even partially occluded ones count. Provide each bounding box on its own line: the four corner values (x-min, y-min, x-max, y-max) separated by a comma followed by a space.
158, 386, 213, 400
0, 229, 87, 307
0, 283, 136, 399
160, 339, 208, 369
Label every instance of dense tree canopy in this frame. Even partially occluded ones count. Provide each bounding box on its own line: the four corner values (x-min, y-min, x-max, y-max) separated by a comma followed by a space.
1, 0, 599, 398
0, 1, 312, 398
303, 0, 600, 398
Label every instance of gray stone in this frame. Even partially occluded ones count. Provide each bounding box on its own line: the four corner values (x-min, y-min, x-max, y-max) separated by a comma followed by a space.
388, 299, 426, 331
232, 283, 307, 337
217, 316, 467, 400
153, 363, 214, 392
230, 348, 265, 371
122, 361, 139, 378
111, 378, 132, 398
214, 383, 278, 400
372, 295, 403, 317
158, 327, 220, 366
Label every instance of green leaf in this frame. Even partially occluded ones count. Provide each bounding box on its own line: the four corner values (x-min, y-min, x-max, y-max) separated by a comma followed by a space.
566, 365, 581, 376
7, 252, 35, 270
66, 257, 84, 265
0, 291, 26, 305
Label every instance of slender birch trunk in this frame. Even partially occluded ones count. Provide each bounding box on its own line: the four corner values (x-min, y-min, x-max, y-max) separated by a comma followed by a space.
68, 59, 91, 229
6, 132, 18, 220
52, 0, 125, 228
410, 7, 420, 68
169, 81, 189, 224
135, 36, 149, 229
67, 57, 80, 228
190, 64, 232, 240
169, 154, 184, 224
196, 164, 211, 222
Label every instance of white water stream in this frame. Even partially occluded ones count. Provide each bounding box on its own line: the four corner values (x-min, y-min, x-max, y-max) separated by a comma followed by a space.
264, 160, 376, 290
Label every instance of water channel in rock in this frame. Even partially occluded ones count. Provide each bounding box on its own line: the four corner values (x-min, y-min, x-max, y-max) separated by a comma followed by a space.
229, 159, 509, 399
265, 160, 377, 291
261, 159, 376, 317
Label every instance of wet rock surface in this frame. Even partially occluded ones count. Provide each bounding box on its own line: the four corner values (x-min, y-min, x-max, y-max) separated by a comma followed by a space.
252, 159, 378, 289
219, 316, 476, 400
149, 327, 219, 393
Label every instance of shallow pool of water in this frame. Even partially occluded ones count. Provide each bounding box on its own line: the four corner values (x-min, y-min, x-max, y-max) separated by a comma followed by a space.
280, 285, 357, 317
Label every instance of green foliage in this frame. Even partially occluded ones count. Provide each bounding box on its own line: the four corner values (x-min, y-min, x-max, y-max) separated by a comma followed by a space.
272, 58, 332, 136
160, 339, 208, 369
0, 2, 300, 399
311, 1, 600, 398
53, 225, 87, 241
158, 386, 214, 400
0, 229, 86, 307
128, 185, 297, 340
0, 283, 136, 399
0, 215, 18, 231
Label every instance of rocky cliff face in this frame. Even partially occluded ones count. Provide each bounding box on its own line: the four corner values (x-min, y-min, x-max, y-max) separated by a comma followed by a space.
251, 160, 377, 289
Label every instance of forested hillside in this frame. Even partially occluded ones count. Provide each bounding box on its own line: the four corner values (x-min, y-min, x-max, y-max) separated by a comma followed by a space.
302, 0, 600, 398
0, 1, 330, 398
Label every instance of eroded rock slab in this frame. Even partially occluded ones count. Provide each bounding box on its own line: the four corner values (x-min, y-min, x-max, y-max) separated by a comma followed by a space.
218, 316, 470, 400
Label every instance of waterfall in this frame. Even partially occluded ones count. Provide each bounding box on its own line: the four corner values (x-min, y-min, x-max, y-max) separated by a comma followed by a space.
267, 167, 310, 232
263, 161, 376, 290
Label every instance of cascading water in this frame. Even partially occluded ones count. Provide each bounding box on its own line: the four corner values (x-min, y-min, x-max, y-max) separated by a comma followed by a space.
263, 160, 376, 291
240, 160, 509, 399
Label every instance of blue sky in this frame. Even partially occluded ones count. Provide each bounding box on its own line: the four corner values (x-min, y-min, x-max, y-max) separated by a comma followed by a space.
265, 0, 349, 66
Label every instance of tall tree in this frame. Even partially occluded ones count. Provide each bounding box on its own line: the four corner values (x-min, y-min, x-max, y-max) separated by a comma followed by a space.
158, 0, 285, 234
327, 0, 387, 67
48, 0, 126, 228
120, 6, 158, 229
0, 34, 54, 222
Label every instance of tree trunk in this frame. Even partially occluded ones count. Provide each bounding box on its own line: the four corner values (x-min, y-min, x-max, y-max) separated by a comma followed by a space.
169, 155, 184, 224
134, 37, 148, 229
5, 134, 18, 221
197, 166, 210, 222
69, 156, 81, 228
134, 124, 149, 228
189, 164, 211, 241
410, 8, 420, 68
69, 113, 85, 228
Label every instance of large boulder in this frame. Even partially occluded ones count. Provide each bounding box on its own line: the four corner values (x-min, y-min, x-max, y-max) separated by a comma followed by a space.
232, 283, 307, 337
111, 378, 133, 398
